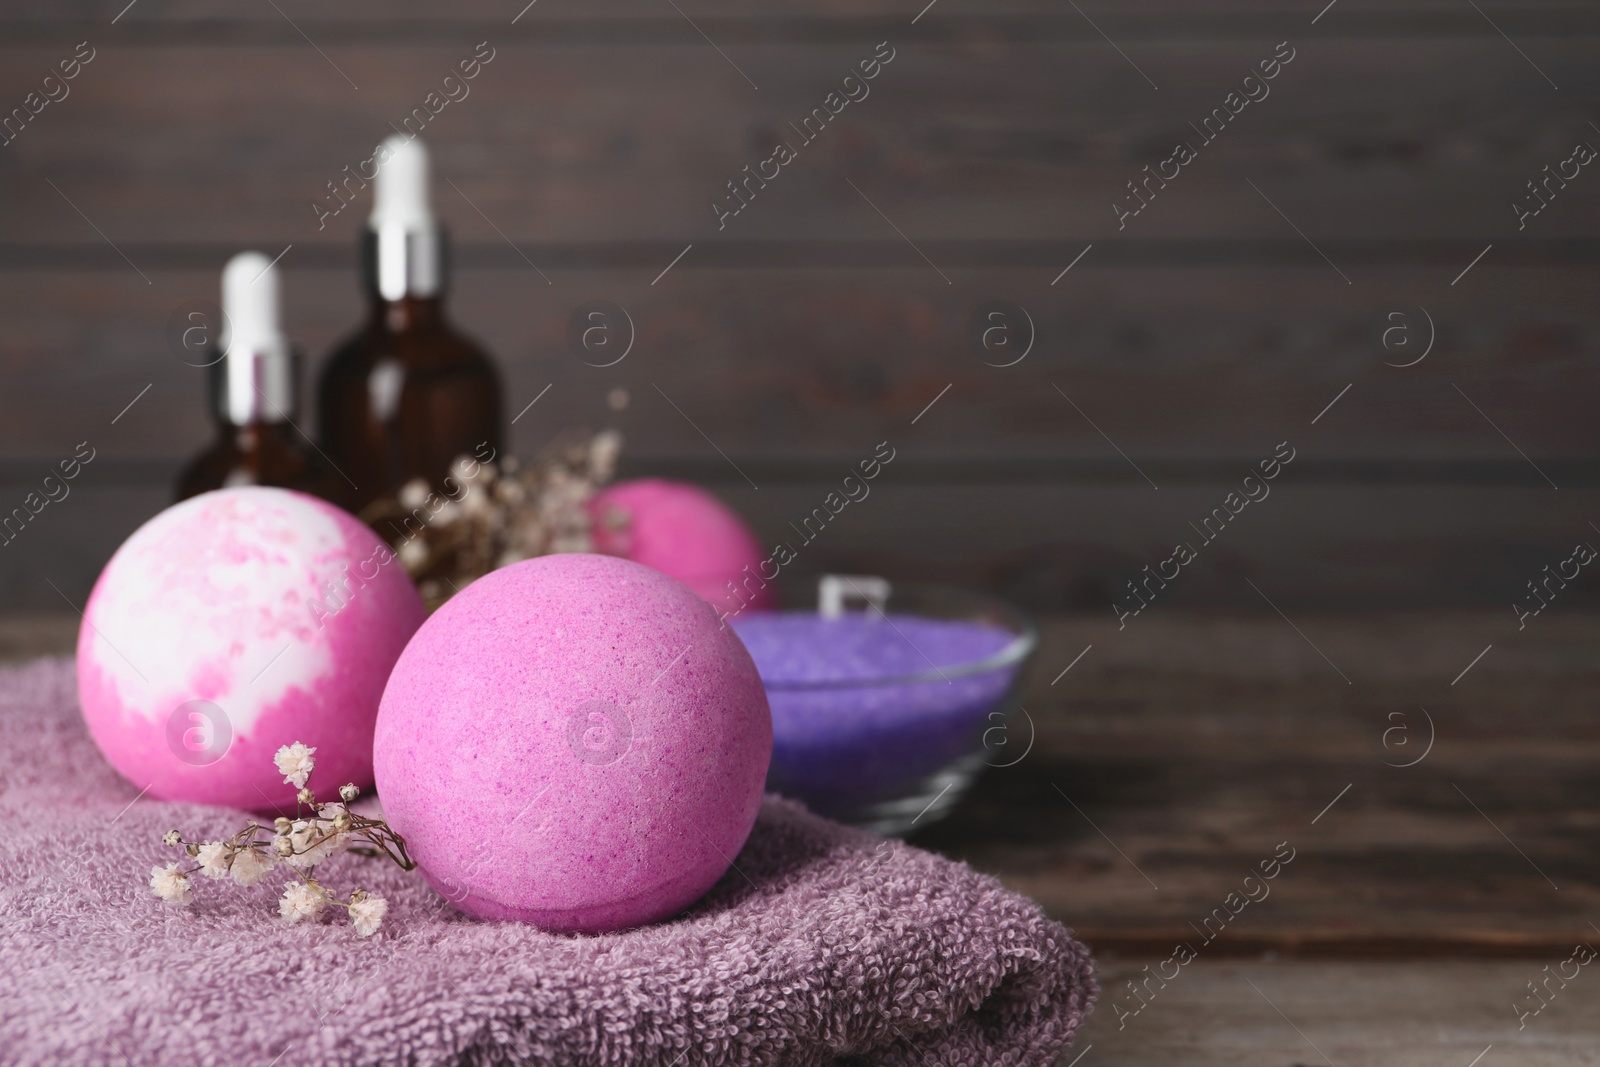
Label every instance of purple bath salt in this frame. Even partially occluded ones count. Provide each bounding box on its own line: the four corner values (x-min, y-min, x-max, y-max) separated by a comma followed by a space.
729, 612, 1020, 821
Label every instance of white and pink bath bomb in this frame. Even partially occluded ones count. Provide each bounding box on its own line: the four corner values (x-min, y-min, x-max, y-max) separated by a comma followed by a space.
589, 478, 772, 614
374, 553, 772, 932
77, 487, 426, 812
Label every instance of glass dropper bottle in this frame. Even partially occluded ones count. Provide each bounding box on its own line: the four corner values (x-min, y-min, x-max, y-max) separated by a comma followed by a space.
177, 252, 339, 502
316, 134, 503, 515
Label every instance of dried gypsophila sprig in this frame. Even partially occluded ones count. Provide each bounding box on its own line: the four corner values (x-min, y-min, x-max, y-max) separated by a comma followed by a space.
148, 742, 412, 937
359, 428, 623, 610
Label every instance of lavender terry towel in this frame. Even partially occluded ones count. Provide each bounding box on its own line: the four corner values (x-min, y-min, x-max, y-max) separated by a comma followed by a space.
0, 658, 1096, 1066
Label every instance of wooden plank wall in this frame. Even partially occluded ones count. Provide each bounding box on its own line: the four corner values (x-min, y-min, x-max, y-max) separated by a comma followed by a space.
1, 1, 1597, 612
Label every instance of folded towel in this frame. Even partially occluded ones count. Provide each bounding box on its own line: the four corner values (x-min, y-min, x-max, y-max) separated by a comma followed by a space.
0, 658, 1095, 1066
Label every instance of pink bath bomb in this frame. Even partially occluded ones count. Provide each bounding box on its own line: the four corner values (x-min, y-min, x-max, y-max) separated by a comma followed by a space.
77, 487, 426, 813
589, 478, 772, 614
373, 553, 772, 932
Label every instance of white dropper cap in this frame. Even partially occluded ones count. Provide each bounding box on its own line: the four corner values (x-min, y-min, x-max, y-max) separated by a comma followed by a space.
222, 251, 285, 353
371, 134, 434, 229
218, 251, 294, 425
368, 134, 443, 299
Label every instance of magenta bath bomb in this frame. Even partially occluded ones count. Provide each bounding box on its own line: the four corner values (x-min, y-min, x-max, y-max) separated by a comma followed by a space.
589, 478, 772, 614
373, 553, 772, 932
77, 487, 426, 812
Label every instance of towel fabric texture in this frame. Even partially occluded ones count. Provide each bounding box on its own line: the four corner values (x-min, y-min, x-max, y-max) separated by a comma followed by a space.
0, 657, 1096, 1065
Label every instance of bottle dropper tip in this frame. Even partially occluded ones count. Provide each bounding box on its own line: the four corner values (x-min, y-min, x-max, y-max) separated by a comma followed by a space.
221, 250, 282, 352
372, 134, 433, 228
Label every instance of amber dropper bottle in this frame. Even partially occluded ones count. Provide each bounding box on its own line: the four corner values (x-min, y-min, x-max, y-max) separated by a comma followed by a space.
177, 252, 340, 502
317, 135, 503, 515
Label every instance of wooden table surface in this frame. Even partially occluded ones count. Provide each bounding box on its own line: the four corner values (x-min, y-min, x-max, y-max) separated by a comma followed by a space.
908, 611, 1600, 1065
10, 610, 1598, 1065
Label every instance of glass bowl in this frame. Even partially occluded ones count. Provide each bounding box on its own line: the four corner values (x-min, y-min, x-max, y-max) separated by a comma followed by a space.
728, 578, 1038, 836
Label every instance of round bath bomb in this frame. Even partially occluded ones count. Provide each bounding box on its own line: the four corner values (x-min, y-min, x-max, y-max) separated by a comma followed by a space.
77, 487, 426, 812
374, 553, 772, 932
589, 478, 772, 614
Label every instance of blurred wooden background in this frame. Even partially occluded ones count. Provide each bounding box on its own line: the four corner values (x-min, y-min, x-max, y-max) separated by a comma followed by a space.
2, 0, 1598, 612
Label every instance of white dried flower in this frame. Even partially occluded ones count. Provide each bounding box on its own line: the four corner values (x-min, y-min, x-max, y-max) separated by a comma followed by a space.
397, 538, 429, 571
283, 806, 351, 869
348, 894, 388, 937
149, 862, 191, 905
275, 742, 317, 788
195, 841, 231, 879
459, 483, 494, 519
591, 430, 622, 478
230, 847, 276, 887
150, 738, 418, 933
398, 479, 430, 510
279, 882, 327, 923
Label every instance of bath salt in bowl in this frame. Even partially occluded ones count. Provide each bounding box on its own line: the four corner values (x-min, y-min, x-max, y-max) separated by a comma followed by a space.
729, 578, 1037, 835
